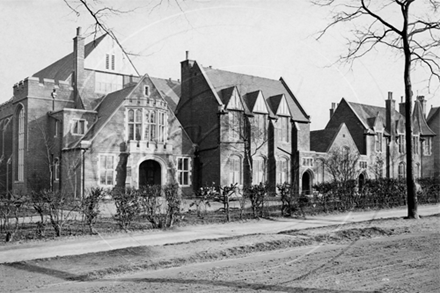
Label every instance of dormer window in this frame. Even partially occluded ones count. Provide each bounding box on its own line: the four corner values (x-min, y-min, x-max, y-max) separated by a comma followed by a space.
72, 119, 86, 135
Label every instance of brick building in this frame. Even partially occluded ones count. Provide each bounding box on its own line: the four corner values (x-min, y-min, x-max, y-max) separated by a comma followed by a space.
0, 28, 194, 197
176, 54, 312, 194
425, 106, 439, 178
309, 93, 436, 187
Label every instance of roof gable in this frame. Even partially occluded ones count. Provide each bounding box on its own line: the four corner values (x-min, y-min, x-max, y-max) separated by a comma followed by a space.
413, 100, 435, 136
224, 87, 244, 111
244, 91, 268, 114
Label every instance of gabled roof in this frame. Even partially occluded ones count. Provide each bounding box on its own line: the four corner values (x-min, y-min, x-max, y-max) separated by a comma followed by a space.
267, 94, 290, 117
427, 106, 439, 123
242, 90, 276, 118
149, 77, 181, 112
310, 128, 338, 152
413, 100, 435, 136
78, 84, 136, 144
202, 67, 309, 123
33, 34, 107, 81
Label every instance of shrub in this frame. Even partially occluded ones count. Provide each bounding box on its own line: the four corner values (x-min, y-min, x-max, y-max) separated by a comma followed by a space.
112, 187, 142, 231
191, 185, 216, 219
163, 183, 181, 228
81, 187, 104, 234
245, 183, 267, 218
0, 193, 27, 242
139, 185, 165, 228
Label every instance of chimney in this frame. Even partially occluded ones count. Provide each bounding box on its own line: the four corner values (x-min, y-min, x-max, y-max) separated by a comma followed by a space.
385, 91, 396, 140
73, 27, 85, 108
417, 95, 426, 117
399, 96, 406, 117
185, 50, 189, 60
329, 102, 337, 119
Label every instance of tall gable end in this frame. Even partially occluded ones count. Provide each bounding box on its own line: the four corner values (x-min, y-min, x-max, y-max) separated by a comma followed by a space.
226, 88, 244, 111
276, 94, 290, 116
252, 91, 268, 114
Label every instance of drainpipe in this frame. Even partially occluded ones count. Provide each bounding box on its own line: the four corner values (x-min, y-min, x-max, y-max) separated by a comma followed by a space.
80, 140, 91, 198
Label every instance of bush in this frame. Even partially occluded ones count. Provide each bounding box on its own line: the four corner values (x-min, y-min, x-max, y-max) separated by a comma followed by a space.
163, 183, 181, 228
112, 187, 142, 231
81, 187, 104, 234
139, 185, 165, 228
0, 193, 27, 242
417, 177, 440, 204
245, 183, 267, 218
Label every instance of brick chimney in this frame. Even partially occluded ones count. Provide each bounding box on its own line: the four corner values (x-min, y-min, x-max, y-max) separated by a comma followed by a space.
73, 27, 85, 108
385, 91, 396, 140
329, 102, 337, 119
417, 95, 426, 118
399, 96, 406, 117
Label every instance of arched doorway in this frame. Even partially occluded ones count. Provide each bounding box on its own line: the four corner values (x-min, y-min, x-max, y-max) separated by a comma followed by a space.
139, 160, 161, 187
358, 173, 366, 192
301, 170, 312, 195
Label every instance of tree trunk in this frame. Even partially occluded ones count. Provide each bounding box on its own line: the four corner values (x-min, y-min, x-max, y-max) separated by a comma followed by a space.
402, 3, 418, 219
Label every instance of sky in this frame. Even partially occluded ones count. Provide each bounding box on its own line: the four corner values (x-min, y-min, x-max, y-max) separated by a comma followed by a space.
0, 0, 438, 130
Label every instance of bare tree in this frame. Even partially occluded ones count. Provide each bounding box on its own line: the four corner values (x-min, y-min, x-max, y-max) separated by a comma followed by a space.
324, 146, 360, 183
314, 0, 440, 219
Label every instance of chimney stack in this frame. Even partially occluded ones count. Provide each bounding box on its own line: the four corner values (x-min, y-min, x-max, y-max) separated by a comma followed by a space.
417, 96, 427, 117
385, 91, 396, 140
329, 102, 337, 119
399, 96, 406, 116
185, 50, 189, 60
73, 27, 85, 108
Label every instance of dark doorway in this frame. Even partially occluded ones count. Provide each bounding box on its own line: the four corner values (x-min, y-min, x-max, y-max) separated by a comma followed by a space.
139, 160, 161, 187
302, 171, 311, 195
358, 173, 365, 192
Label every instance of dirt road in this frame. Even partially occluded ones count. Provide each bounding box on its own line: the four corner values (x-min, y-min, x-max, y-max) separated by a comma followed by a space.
2, 214, 439, 293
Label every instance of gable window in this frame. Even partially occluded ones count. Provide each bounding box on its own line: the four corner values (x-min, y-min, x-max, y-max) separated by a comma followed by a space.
423, 137, 432, 156
128, 109, 142, 140
398, 134, 405, 154
278, 117, 290, 143
228, 155, 242, 185
375, 132, 383, 152
105, 54, 115, 70
177, 157, 191, 186
277, 157, 289, 185
144, 86, 150, 96
359, 161, 367, 169
72, 119, 86, 135
99, 154, 115, 186
228, 111, 242, 140
252, 157, 266, 184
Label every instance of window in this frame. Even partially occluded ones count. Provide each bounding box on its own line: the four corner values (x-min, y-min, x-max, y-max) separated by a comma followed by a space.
413, 135, 419, 154
398, 162, 405, 179
252, 114, 266, 141
158, 112, 166, 142
252, 157, 266, 184
228, 111, 242, 140
423, 137, 432, 156
278, 117, 290, 142
128, 109, 142, 140
177, 157, 191, 186
105, 54, 115, 70
398, 134, 405, 154
144, 86, 150, 96
146, 110, 156, 141
54, 158, 60, 181
277, 157, 289, 184
359, 161, 367, 169
99, 155, 115, 186
375, 132, 383, 152
228, 155, 242, 185
302, 157, 314, 167
72, 119, 86, 135
95, 72, 123, 94
17, 107, 25, 181
54, 120, 59, 138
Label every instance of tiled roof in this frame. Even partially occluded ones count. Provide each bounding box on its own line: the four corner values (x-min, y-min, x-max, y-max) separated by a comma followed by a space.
310, 128, 338, 152
202, 67, 309, 123
79, 84, 136, 144
348, 101, 403, 131
33, 34, 106, 81
150, 77, 181, 112
427, 106, 439, 123
413, 100, 435, 136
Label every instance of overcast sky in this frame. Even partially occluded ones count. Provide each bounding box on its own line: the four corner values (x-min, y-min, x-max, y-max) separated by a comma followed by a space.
0, 0, 438, 130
